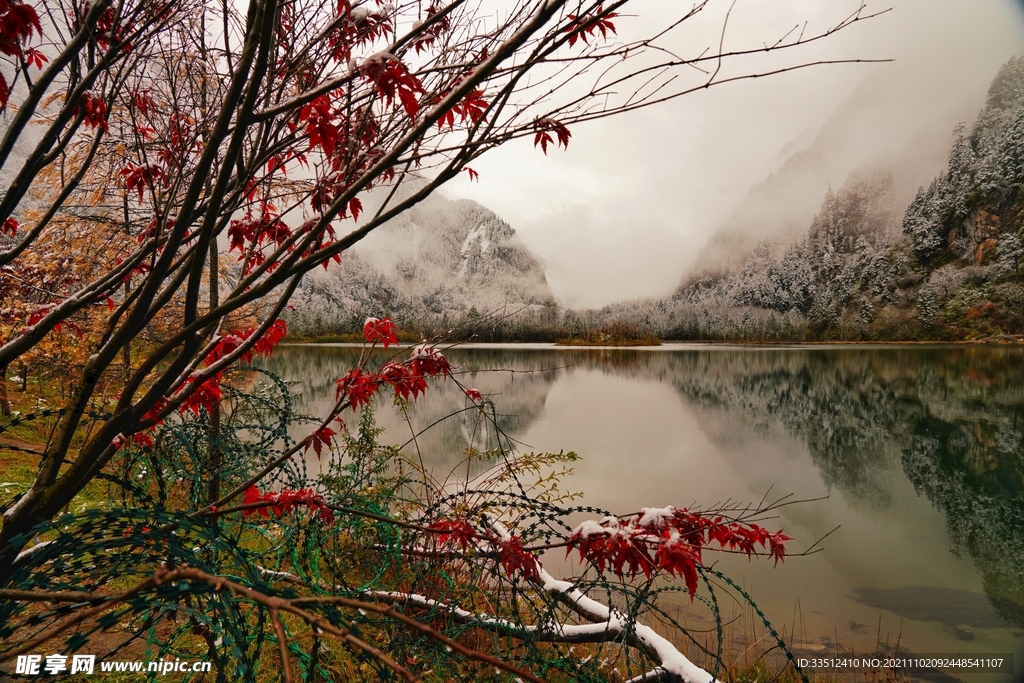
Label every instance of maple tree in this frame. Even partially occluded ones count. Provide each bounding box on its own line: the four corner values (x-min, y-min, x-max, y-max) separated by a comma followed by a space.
0, 0, 882, 678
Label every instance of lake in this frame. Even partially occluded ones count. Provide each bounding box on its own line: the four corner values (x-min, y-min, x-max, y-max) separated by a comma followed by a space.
263, 343, 1024, 682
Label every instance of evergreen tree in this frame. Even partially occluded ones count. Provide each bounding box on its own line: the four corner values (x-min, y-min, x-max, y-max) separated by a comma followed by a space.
998, 231, 1024, 275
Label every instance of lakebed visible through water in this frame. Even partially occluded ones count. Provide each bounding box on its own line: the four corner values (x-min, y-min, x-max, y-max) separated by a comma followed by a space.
264, 343, 1024, 682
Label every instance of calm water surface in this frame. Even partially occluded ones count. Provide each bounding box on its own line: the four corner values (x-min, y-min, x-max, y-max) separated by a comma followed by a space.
264, 343, 1024, 681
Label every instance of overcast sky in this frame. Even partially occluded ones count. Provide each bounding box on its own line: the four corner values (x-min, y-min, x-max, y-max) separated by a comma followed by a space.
439, 0, 1024, 308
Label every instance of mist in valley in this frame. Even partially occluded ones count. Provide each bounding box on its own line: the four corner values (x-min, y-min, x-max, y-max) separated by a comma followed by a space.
441, 0, 1024, 309
287, 1, 1024, 344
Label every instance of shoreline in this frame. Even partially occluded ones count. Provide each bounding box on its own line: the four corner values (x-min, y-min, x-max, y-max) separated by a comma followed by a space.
279, 339, 1024, 351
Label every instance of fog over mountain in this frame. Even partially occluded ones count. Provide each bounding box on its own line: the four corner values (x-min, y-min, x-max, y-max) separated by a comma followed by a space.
441, 1, 1024, 308
687, 59, 978, 278
290, 48, 1024, 343
285, 186, 554, 337
285, 3, 1024, 337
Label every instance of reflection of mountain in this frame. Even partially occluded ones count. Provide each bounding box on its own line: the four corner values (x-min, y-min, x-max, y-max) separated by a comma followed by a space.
665, 350, 912, 507
658, 347, 1024, 628
903, 420, 1024, 628
261, 346, 560, 470
263, 344, 1024, 628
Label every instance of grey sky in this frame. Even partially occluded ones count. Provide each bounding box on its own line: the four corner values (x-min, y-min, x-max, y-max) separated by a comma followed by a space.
441, 0, 1024, 308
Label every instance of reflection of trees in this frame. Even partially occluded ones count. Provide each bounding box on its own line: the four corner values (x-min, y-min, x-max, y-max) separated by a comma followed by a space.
903, 427, 1024, 628
660, 346, 1024, 629
663, 350, 918, 506
261, 347, 562, 471
264, 344, 1024, 626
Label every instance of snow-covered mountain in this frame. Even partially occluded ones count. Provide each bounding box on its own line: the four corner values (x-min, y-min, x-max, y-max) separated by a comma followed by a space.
285, 187, 554, 336
684, 51, 994, 279
580, 56, 1024, 342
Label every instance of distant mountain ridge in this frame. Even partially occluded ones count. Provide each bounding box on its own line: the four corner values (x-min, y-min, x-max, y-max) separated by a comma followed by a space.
582, 55, 1024, 342
286, 55, 1024, 343
285, 187, 554, 337
686, 54, 989, 279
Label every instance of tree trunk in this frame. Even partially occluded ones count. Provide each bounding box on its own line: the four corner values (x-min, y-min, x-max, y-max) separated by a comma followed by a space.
201, 15, 222, 506
206, 224, 221, 505
0, 362, 9, 416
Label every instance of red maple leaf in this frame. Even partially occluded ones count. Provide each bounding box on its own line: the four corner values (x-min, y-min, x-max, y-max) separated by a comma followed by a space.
26, 303, 56, 327
435, 103, 455, 130
347, 197, 363, 221
0, 2, 42, 58
410, 344, 451, 378
141, 396, 169, 428
359, 55, 425, 119
411, 4, 450, 55
130, 431, 154, 448
1, 217, 17, 236
205, 333, 245, 366
251, 319, 288, 359
300, 95, 342, 156
227, 206, 292, 262
177, 375, 222, 416
24, 302, 81, 337
120, 163, 167, 200
363, 317, 398, 348
430, 519, 478, 550
532, 118, 571, 154
328, 2, 393, 64
335, 368, 380, 409
133, 89, 154, 116
455, 88, 487, 123
24, 47, 46, 69
563, 6, 618, 47
92, 6, 133, 51
767, 530, 792, 566
499, 536, 540, 581
242, 486, 335, 524
433, 85, 488, 130
77, 92, 109, 132
378, 361, 428, 401
305, 426, 337, 460
568, 520, 655, 578
654, 539, 700, 598
567, 507, 792, 595
60, 321, 83, 338
243, 485, 273, 518
206, 319, 287, 367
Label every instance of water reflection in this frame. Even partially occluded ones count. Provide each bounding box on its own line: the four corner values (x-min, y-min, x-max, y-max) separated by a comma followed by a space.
263, 346, 562, 475
659, 347, 1024, 631
852, 586, 1009, 629
264, 343, 1024, 666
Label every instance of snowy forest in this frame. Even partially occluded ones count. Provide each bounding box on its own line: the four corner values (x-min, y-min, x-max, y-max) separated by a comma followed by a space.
296, 56, 1024, 343
284, 187, 558, 340
587, 55, 1024, 341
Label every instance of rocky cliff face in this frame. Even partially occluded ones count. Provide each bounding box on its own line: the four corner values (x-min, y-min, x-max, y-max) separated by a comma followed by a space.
285, 187, 554, 336
956, 207, 1005, 265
